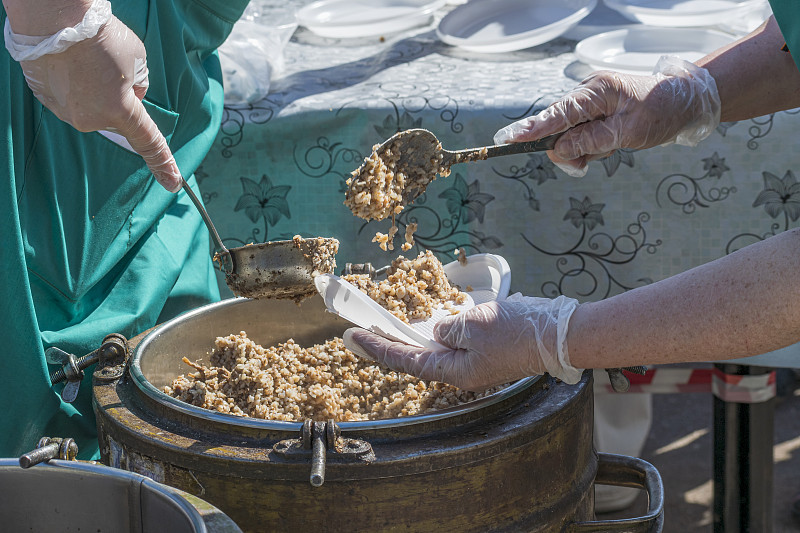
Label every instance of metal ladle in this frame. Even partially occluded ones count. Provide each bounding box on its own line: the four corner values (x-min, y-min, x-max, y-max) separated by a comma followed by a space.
348, 129, 562, 206
181, 179, 332, 300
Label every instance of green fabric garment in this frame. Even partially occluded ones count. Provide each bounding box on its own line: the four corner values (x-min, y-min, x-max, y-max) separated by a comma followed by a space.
770, 0, 800, 73
0, 0, 248, 460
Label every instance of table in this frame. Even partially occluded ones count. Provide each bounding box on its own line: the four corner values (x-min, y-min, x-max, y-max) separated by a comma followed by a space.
200, 8, 800, 306
196, 4, 800, 531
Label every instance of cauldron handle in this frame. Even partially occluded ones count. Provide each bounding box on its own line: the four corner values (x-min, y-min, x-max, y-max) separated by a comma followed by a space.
565, 452, 665, 533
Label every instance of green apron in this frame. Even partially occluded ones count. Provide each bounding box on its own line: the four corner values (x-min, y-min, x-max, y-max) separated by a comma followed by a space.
0, 0, 248, 459
770, 0, 800, 71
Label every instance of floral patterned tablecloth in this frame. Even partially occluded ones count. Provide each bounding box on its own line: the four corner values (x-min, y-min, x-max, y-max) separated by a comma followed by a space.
197, 3, 800, 365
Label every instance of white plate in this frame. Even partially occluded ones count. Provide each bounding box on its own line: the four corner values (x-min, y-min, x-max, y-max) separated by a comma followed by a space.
441, 253, 511, 305
315, 253, 511, 350
603, 0, 766, 27
436, 0, 597, 54
574, 27, 735, 74
296, 0, 445, 38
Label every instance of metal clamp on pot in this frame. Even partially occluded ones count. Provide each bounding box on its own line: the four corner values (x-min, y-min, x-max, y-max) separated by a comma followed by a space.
605, 366, 648, 393
47, 334, 129, 403
273, 419, 374, 487
19, 437, 79, 468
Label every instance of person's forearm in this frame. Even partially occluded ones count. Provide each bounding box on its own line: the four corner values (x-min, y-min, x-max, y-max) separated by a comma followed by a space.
695, 16, 800, 122
568, 228, 800, 369
3, 0, 93, 35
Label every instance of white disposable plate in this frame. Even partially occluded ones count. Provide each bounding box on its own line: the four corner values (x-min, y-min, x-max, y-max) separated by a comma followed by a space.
603, 0, 766, 27
296, 0, 445, 38
436, 0, 597, 54
315, 253, 511, 350
574, 27, 735, 74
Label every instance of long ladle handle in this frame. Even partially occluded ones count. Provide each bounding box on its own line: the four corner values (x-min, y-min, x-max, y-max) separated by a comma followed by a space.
448, 132, 563, 162
484, 132, 562, 158
180, 178, 233, 273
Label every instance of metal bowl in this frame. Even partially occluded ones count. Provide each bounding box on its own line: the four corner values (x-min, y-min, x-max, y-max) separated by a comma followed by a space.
223, 238, 339, 300
0, 459, 240, 532
130, 294, 537, 433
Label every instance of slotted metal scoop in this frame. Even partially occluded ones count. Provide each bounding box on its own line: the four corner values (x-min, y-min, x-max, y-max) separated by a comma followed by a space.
349, 128, 561, 207
181, 179, 337, 300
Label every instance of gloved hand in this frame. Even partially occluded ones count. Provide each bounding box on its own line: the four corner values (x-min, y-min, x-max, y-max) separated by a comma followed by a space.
494, 56, 721, 177
4, 0, 182, 192
343, 294, 584, 391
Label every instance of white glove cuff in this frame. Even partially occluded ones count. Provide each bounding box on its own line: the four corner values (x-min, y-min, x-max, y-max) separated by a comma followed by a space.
654, 55, 721, 147
552, 295, 584, 384
507, 293, 584, 384
4, 0, 113, 62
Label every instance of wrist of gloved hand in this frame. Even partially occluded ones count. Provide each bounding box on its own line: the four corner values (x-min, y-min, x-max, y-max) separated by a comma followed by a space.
460, 293, 583, 385
654, 55, 721, 148
4, 0, 111, 62
532, 294, 584, 385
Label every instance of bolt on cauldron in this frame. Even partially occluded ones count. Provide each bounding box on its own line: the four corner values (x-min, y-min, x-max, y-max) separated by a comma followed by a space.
93, 296, 663, 532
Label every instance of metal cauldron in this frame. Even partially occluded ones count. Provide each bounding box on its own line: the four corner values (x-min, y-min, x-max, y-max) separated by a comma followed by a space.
93, 296, 663, 532
0, 458, 240, 532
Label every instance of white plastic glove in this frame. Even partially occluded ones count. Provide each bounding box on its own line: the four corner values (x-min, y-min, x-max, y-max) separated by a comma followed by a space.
4, 0, 182, 192
494, 56, 721, 177
343, 294, 584, 391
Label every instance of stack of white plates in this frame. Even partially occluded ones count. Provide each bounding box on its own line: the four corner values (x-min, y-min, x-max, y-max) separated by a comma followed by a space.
436, 0, 597, 53
572, 0, 769, 74
296, 0, 446, 38
574, 26, 736, 74
603, 0, 766, 27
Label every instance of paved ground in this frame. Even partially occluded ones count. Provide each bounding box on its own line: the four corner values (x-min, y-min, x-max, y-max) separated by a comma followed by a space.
598, 369, 800, 532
